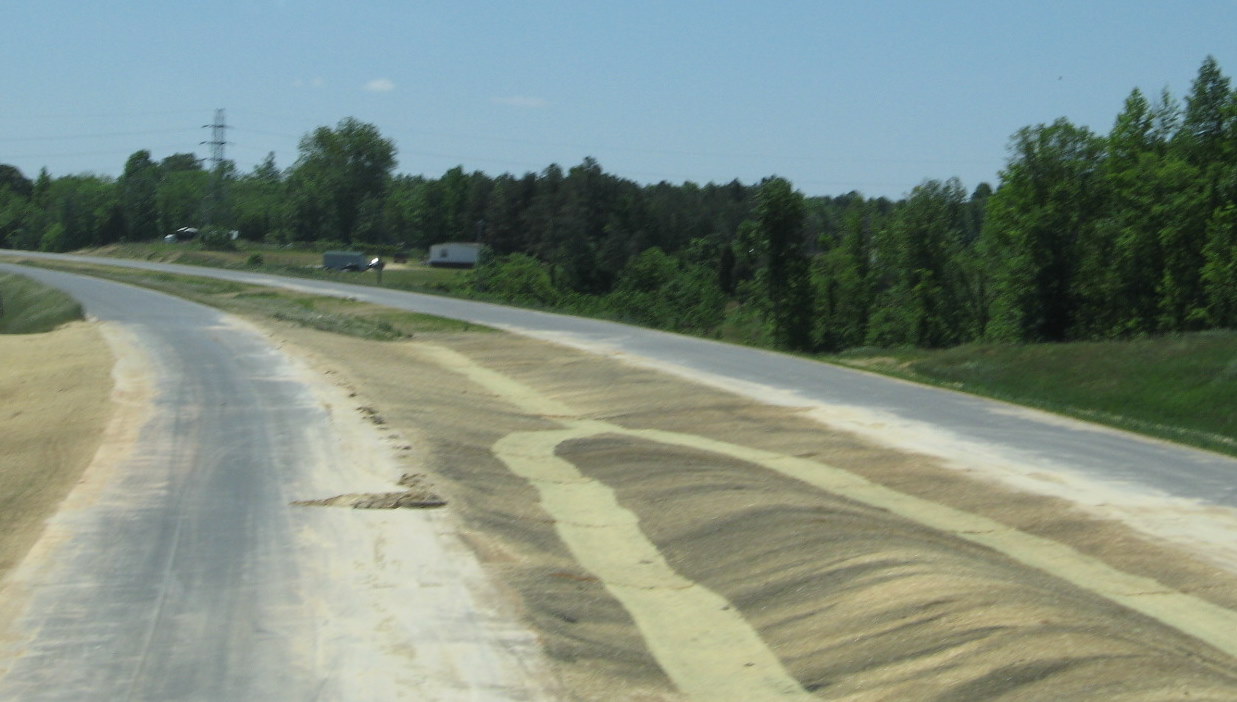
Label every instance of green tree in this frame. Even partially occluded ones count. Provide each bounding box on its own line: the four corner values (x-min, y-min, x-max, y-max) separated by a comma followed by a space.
1082, 88, 1167, 337
0, 164, 34, 248
232, 153, 286, 241
1202, 204, 1237, 326
156, 169, 209, 234
0, 164, 33, 199
481, 174, 531, 255
1161, 56, 1236, 329
40, 175, 118, 251
0, 189, 33, 249
433, 166, 470, 242
982, 119, 1105, 342
603, 246, 725, 333
159, 153, 203, 174
1151, 157, 1209, 330
119, 150, 159, 240
381, 175, 428, 249
524, 164, 566, 261
867, 178, 970, 347
546, 158, 618, 294
154, 152, 207, 234
754, 177, 813, 350
351, 195, 388, 244
473, 253, 560, 306
286, 118, 396, 242
1178, 56, 1233, 162
32, 169, 51, 209
812, 197, 877, 350
613, 246, 679, 293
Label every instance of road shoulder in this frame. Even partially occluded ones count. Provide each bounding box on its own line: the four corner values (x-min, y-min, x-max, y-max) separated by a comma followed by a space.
0, 322, 118, 581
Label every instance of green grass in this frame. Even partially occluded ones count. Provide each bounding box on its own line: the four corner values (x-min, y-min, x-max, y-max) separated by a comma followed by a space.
10, 261, 490, 341
0, 272, 84, 334
830, 332, 1237, 456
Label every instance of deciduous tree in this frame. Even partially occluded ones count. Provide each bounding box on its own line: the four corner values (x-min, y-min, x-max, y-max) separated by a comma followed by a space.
982, 119, 1105, 342
119, 150, 159, 241
287, 118, 396, 242
754, 177, 813, 350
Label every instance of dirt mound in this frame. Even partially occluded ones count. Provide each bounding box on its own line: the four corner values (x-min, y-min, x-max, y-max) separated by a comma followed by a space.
266, 326, 1237, 700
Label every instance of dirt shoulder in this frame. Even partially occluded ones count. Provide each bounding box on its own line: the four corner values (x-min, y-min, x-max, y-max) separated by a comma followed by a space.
0, 323, 114, 579
260, 323, 1237, 700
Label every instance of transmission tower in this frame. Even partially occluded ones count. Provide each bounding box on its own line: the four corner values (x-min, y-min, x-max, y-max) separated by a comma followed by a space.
201, 108, 230, 228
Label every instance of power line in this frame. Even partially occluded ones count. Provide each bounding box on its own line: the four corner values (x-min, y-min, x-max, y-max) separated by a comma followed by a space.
2, 144, 200, 160
0, 128, 200, 143
11, 109, 206, 121
201, 108, 229, 172
201, 109, 230, 227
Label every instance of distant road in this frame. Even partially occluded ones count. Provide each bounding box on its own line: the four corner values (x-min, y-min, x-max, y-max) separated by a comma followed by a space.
4, 250, 1236, 513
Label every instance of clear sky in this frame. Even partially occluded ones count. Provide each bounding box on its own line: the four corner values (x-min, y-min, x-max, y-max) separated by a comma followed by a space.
4, 1, 1236, 199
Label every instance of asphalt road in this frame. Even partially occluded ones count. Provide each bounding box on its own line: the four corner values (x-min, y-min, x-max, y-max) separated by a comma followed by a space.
5, 251, 1235, 511
0, 263, 551, 701
0, 265, 332, 700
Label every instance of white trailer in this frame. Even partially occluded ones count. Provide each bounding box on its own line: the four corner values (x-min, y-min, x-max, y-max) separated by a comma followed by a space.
428, 242, 481, 268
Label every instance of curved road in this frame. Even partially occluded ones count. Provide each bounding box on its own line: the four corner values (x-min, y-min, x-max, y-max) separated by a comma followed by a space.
5, 251, 1236, 512
0, 264, 551, 701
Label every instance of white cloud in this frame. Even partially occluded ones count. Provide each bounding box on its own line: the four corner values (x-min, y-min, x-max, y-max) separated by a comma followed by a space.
364, 78, 396, 93
492, 95, 548, 109
293, 77, 325, 89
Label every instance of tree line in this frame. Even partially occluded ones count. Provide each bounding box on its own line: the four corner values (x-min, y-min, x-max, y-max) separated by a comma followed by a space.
1, 57, 1234, 351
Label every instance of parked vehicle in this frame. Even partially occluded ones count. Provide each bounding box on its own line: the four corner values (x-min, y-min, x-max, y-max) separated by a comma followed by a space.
323, 251, 369, 271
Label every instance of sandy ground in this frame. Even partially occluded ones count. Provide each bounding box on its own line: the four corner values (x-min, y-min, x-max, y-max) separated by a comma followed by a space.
258, 325, 1237, 700
8, 315, 1237, 700
0, 322, 114, 580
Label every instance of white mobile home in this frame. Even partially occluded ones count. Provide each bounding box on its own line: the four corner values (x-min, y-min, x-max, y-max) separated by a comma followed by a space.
428, 242, 481, 268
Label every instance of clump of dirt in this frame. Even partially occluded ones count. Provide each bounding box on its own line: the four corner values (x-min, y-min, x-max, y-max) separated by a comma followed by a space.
356, 405, 386, 425
292, 473, 446, 510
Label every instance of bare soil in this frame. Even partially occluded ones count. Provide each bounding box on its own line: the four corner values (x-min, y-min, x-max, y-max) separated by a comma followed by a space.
261, 325, 1237, 700
0, 323, 113, 579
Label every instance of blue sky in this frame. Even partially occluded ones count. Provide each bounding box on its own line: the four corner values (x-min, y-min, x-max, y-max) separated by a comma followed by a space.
4, 1, 1236, 198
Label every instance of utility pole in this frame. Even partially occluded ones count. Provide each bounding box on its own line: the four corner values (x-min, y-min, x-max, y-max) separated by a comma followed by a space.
201, 108, 229, 228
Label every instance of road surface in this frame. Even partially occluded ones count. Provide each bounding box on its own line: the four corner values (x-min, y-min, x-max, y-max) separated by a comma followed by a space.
0, 264, 554, 701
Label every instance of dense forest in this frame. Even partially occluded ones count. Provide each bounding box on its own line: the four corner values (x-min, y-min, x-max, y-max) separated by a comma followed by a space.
2, 57, 1235, 352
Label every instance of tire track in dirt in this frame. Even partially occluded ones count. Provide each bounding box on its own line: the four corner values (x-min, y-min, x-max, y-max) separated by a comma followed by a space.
415, 341, 1237, 698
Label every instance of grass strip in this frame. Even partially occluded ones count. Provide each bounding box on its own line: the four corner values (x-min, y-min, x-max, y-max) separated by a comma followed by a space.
10, 260, 490, 341
0, 272, 84, 334
831, 336, 1237, 457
